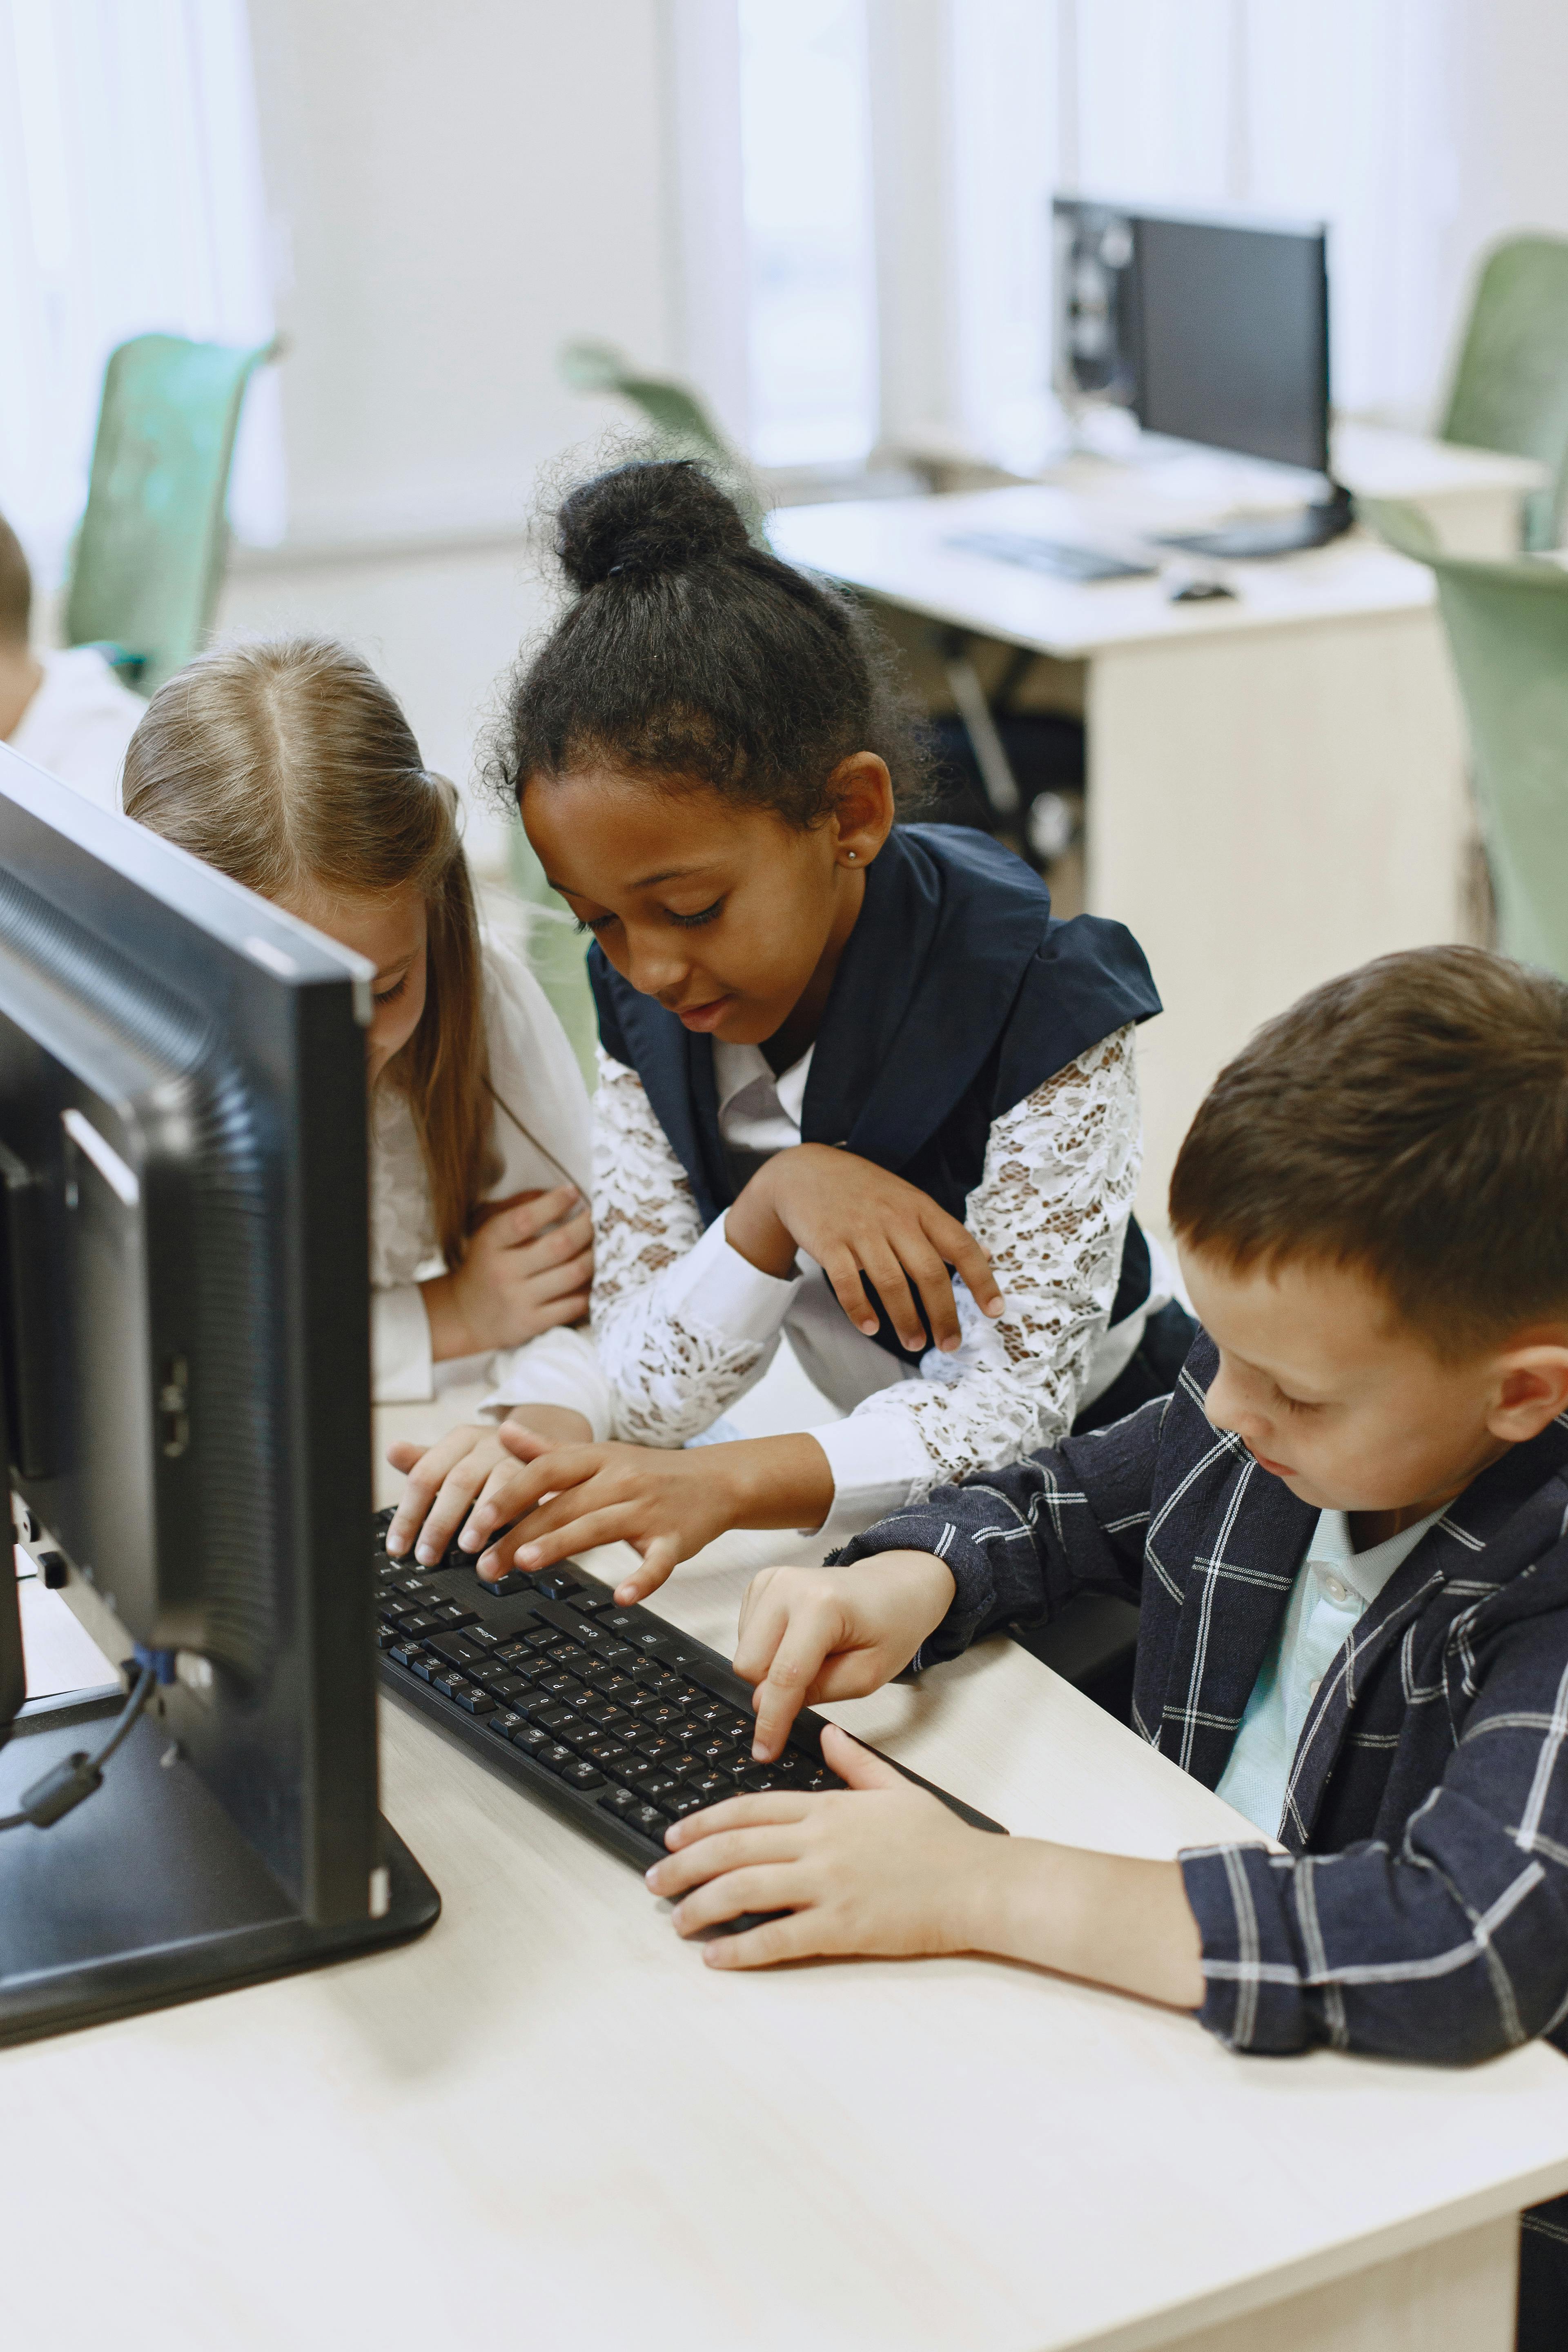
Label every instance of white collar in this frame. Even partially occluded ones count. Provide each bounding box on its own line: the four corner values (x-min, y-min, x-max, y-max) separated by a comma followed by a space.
1307, 1505, 1443, 1609
712, 1040, 814, 1128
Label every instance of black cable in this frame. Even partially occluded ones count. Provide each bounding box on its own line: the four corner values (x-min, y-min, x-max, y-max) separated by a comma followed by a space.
0, 1664, 158, 1833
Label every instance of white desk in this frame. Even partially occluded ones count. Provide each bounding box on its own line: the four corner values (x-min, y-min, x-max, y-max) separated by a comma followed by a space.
6, 1388, 1568, 2352
769, 431, 1543, 1235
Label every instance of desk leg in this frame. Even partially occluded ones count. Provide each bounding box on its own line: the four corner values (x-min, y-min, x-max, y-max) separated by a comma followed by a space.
1085, 605, 1469, 1235
1158, 2212, 1517, 2352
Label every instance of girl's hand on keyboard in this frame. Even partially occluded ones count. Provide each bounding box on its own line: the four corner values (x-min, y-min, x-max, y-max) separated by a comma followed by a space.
461, 1427, 837, 1599
645, 1725, 989, 1964
733, 1554, 957, 1760
384, 1407, 593, 1563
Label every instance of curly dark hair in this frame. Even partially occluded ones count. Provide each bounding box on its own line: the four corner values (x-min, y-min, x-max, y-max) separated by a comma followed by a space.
494, 459, 933, 829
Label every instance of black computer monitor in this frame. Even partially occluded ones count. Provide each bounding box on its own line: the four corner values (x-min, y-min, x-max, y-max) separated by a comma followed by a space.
0, 744, 437, 2044
1129, 209, 1330, 475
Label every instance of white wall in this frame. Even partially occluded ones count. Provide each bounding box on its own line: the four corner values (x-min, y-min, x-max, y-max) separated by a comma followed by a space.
218, 0, 683, 867
1439, 0, 1568, 393
245, 0, 678, 545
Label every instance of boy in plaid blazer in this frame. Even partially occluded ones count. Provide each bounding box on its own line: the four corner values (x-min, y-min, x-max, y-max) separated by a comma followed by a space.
642, 947, 1568, 2350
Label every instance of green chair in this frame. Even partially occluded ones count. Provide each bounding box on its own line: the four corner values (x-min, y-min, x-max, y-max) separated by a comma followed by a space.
509, 822, 599, 1091
557, 339, 767, 541
64, 332, 276, 696
1439, 235, 1568, 551
1366, 497, 1568, 978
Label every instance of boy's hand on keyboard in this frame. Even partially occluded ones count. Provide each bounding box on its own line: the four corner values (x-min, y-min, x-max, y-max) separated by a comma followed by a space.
384, 1408, 593, 1563
725, 1145, 1003, 1354
733, 1553, 956, 1759
645, 1725, 989, 1965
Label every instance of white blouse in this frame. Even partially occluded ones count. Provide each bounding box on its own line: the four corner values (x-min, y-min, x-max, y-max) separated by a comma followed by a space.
370, 934, 613, 1434
560, 1023, 1167, 1548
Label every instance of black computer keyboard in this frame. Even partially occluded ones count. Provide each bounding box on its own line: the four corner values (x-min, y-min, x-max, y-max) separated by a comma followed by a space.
371, 1507, 1004, 1873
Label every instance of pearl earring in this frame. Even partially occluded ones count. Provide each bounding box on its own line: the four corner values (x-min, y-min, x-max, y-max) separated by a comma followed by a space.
846, 850, 857, 861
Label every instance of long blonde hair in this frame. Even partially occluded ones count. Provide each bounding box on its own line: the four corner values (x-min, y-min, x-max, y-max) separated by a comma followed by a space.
123, 637, 495, 1270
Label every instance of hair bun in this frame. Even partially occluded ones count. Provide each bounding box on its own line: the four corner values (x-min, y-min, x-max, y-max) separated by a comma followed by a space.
555, 459, 750, 591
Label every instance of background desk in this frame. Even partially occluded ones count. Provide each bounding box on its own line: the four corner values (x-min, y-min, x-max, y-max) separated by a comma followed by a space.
770, 432, 1542, 1236
5, 1384, 1567, 2352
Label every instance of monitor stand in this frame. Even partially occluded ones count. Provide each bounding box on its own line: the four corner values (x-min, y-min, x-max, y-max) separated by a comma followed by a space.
0, 1690, 440, 2047
1154, 480, 1355, 561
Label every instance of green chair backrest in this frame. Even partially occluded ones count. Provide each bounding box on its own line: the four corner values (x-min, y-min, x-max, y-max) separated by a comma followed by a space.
508, 821, 599, 1091
557, 339, 767, 541
1366, 497, 1568, 979
1440, 235, 1568, 552
64, 332, 275, 696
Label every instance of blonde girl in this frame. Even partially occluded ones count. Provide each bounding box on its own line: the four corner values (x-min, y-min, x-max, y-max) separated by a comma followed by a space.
122, 637, 611, 1450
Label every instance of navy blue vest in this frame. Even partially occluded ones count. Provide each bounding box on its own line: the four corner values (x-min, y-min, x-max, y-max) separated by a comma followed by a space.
590, 824, 1163, 1365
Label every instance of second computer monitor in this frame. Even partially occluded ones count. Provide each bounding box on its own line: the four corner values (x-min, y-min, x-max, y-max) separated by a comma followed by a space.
1130, 210, 1330, 476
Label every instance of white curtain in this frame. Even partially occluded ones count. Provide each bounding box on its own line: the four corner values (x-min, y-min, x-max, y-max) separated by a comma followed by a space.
0, 0, 280, 586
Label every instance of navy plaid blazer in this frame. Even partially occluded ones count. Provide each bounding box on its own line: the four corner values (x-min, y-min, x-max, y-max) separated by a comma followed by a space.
835, 1334, 1568, 2069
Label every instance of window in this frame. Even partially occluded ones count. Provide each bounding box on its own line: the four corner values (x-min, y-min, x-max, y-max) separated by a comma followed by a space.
736, 0, 879, 468
0, 0, 281, 579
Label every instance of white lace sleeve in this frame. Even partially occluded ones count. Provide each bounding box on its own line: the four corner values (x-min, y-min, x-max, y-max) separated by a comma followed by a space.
590, 1049, 796, 1446
810, 1025, 1143, 1543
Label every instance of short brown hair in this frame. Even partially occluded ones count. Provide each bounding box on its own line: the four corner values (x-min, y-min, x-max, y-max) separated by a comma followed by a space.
123, 638, 496, 1271
0, 513, 31, 647
1169, 946, 1568, 1354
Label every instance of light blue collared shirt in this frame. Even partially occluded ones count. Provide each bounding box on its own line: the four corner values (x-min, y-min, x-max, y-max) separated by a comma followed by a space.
1216, 1504, 1441, 1838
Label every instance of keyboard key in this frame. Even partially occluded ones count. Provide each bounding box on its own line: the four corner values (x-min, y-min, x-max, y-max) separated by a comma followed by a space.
632, 1731, 678, 1764
666, 1791, 706, 1818
527, 1699, 577, 1733
692, 1734, 742, 1765
581, 1696, 633, 1730
631, 1770, 682, 1803
599, 1786, 640, 1818
401, 1612, 443, 1641
537, 1742, 575, 1774
688, 1771, 736, 1806
451, 1683, 495, 1715
562, 1760, 605, 1790
739, 1765, 786, 1792
568, 1590, 613, 1616
428, 1633, 485, 1671
488, 1711, 527, 1740
531, 1571, 579, 1601
536, 1671, 587, 1703
597, 1642, 637, 1669
485, 1568, 538, 1597
688, 1700, 730, 1727
463, 1622, 501, 1650
556, 1717, 603, 1757
624, 1802, 669, 1840
433, 1602, 479, 1630
510, 1723, 552, 1756
641, 1702, 684, 1732
388, 1637, 428, 1670
433, 1669, 466, 1698
481, 1670, 530, 1706
375, 1626, 398, 1650
583, 1737, 633, 1768
410, 1654, 441, 1684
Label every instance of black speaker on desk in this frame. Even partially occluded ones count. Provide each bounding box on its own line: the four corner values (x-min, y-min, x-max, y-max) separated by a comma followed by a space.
0, 744, 437, 2046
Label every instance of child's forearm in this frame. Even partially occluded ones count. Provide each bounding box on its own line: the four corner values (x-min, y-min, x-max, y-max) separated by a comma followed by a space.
713, 1434, 836, 1534
964, 1839, 1206, 2011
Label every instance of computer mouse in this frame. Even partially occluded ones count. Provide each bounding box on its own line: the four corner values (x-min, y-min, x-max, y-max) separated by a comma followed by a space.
1165, 573, 1237, 603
